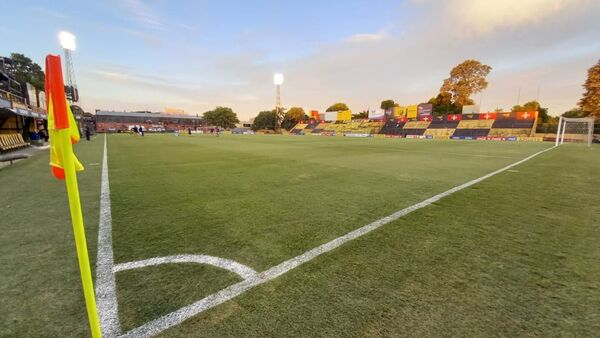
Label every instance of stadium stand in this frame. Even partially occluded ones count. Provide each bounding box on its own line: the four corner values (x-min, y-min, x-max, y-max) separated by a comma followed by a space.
291, 112, 539, 140
455, 119, 495, 130
380, 119, 407, 135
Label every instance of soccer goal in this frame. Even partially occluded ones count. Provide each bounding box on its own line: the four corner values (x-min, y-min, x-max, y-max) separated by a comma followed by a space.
555, 116, 595, 147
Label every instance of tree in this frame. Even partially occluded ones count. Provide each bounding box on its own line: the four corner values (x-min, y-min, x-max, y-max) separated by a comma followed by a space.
286, 107, 306, 122
352, 110, 369, 119
281, 107, 306, 130
428, 92, 460, 116
440, 59, 492, 107
579, 59, 600, 117
203, 106, 239, 129
562, 107, 586, 118
326, 102, 349, 112
252, 110, 277, 131
511, 100, 550, 123
9, 53, 45, 92
380, 99, 396, 111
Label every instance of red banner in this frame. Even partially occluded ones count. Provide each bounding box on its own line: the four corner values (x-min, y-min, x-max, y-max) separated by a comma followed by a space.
479, 112, 497, 120
516, 111, 536, 120
419, 115, 432, 121
447, 114, 462, 122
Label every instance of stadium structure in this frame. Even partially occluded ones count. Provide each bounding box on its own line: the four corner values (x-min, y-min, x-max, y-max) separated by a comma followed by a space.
94, 110, 204, 133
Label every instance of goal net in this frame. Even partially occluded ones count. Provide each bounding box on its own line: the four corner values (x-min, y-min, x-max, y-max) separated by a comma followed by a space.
555, 117, 595, 147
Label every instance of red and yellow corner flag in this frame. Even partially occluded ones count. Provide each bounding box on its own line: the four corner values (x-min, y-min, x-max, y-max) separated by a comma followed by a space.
46, 55, 83, 179
45, 54, 102, 338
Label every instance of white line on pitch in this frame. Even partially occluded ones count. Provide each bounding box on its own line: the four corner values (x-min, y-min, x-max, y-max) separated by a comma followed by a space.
96, 134, 122, 337
120, 145, 556, 338
113, 254, 258, 280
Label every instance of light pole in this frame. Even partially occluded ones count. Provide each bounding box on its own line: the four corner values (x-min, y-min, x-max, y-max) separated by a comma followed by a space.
59, 31, 78, 103
273, 73, 283, 131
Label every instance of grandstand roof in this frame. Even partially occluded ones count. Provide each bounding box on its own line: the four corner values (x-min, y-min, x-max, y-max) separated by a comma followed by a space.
95, 110, 202, 120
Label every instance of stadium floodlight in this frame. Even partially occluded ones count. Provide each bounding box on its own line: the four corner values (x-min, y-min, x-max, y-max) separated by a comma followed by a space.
59, 31, 76, 51
273, 73, 284, 131
555, 116, 594, 147
273, 73, 284, 85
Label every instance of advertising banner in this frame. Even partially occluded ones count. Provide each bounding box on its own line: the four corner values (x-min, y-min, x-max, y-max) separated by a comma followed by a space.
336, 110, 352, 121
324, 111, 338, 121
394, 106, 407, 117
417, 103, 433, 117
368, 109, 385, 120
406, 105, 418, 119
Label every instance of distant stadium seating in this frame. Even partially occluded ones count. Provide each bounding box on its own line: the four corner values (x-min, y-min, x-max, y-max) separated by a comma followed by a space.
488, 128, 532, 137
456, 119, 494, 129
290, 112, 539, 141
294, 120, 382, 135
452, 129, 490, 138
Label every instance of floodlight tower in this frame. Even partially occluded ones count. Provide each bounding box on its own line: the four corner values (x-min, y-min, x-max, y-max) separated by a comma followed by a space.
273, 73, 284, 131
59, 31, 78, 102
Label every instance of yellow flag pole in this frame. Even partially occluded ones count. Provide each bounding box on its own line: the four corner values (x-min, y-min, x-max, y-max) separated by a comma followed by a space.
59, 129, 103, 338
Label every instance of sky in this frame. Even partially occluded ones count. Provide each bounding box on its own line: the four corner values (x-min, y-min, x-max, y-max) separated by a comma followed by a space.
1, 0, 599, 120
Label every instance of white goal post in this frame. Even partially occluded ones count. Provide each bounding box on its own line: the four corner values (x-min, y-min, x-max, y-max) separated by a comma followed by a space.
555, 116, 594, 147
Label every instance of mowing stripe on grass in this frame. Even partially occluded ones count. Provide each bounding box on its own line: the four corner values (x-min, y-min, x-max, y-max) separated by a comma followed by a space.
118, 145, 556, 338
113, 254, 258, 280
96, 135, 121, 337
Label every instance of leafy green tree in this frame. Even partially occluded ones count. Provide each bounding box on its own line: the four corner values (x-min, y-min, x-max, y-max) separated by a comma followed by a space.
286, 107, 306, 122
203, 106, 239, 129
9, 53, 45, 92
326, 102, 349, 112
511, 100, 550, 123
352, 110, 369, 119
562, 107, 586, 118
428, 92, 460, 116
440, 59, 492, 107
380, 99, 396, 110
579, 59, 600, 117
252, 110, 277, 131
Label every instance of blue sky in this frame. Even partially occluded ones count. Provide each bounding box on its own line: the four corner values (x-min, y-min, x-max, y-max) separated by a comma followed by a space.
1, 0, 599, 119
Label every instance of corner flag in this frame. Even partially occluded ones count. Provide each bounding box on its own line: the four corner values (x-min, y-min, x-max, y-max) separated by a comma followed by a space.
46, 54, 102, 337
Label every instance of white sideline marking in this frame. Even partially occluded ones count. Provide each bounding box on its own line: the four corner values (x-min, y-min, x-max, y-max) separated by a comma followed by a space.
113, 254, 258, 280
118, 145, 556, 338
96, 135, 121, 337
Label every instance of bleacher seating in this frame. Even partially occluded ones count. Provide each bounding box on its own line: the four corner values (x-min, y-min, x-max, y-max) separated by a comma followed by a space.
291, 113, 538, 140
456, 120, 494, 129
452, 129, 490, 138
403, 121, 431, 129
424, 128, 455, 137
380, 120, 406, 135
300, 121, 383, 135
488, 128, 532, 137
0, 134, 30, 152
492, 119, 535, 129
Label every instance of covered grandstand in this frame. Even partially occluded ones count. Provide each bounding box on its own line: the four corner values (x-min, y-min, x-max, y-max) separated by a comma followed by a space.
95, 110, 203, 132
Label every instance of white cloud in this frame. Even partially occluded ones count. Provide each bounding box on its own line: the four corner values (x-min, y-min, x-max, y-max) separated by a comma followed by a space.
346, 31, 388, 43
117, 0, 165, 30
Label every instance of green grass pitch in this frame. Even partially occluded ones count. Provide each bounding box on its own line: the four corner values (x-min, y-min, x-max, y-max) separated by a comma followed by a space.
1, 134, 599, 337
